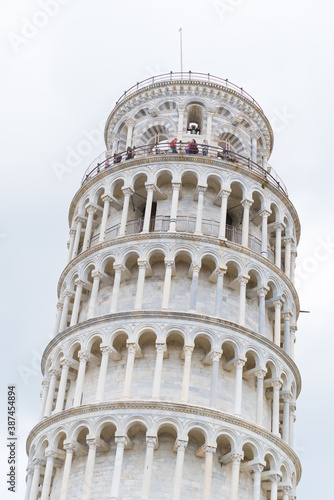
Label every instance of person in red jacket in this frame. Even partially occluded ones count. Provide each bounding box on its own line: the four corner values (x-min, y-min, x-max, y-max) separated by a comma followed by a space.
170, 138, 177, 153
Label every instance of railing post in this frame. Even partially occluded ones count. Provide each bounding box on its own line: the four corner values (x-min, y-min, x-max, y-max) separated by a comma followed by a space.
189, 70, 191, 79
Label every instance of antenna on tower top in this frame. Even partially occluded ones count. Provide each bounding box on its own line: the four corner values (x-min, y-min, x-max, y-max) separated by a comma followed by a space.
179, 28, 183, 77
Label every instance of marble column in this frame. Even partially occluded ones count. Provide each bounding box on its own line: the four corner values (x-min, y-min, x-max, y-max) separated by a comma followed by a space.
110, 437, 127, 500
215, 267, 226, 317
238, 276, 249, 326
70, 279, 85, 326
82, 206, 97, 251
255, 369, 266, 426
283, 312, 292, 355
72, 215, 85, 259
125, 119, 135, 148
234, 359, 245, 416
40, 449, 58, 500
209, 351, 222, 407
152, 343, 165, 399
59, 441, 77, 500
134, 259, 147, 310
172, 440, 188, 500
44, 368, 59, 417
230, 453, 243, 500
24, 466, 34, 500
273, 300, 282, 346
252, 463, 264, 500
169, 183, 181, 232
141, 436, 157, 500
59, 291, 73, 332
189, 264, 201, 312
282, 393, 291, 443
142, 184, 154, 233
161, 260, 174, 310
218, 189, 230, 239
99, 195, 112, 243
269, 474, 280, 500
73, 350, 89, 407
284, 238, 293, 278
181, 345, 194, 402
119, 188, 133, 237
110, 265, 123, 313
241, 199, 253, 247
88, 271, 103, 319
28, 459, 45, 500
258, 287, 268, 335
194, 186, 206, 235
67, 229, 76, 264
205, 111, 214, 144
55, 359, 72, 413
82, 437, 99, 500
202, 445, 216, 500
260, 210, 271, 257
289, 404, 296, 447
122, 343, 137, 399
54, 302, 63, 335
95, 345, 112, 401
290, 250, 297, 284
38, 379, 49, 421
274, 223, 284, 269
177, 108, 185, 140
271, 380, 282, 436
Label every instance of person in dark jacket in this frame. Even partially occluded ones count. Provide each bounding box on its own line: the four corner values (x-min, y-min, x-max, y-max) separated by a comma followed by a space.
189, 139, 198, 154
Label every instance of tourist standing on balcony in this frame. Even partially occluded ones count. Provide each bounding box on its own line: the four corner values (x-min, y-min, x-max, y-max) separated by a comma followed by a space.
202, 139, 208, 156
170, 138, 177, 153
189, 139, 199, 154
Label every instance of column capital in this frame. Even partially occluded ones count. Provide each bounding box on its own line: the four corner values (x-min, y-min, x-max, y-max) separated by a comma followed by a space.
115, 436, 127, 446
26, 466, 35, 476
241, 198, 253, 209
190, 263, 201, 274
282, 485, 292, 494
234, 358, 246, 369
282, 311, 293, 321
69, 228, 76, 236
56, 301, 64, 311
164, 259, 174, 269
60, 357, 73, 368
259, 209, 271, 218
122, 187, 134, 196
100, 344, 112, 356
113, 264, 125, 273
74, 214, 86, 224
146, 436, 157, 448
283, 236, 294, 245
45, 448, 58, 459
238, 275, 250, 286
41, 378, 50, 389
183, 345, 194, 356
231, 452, 244, 463
86, 436, 100, 449
137, 259, 148, 269
203, 444, 217, 455
33, 458, 46, 468
217, 266, 227, 277
196, 185, 207, 194
252, 463, 264, 474
91, 270, 104, 280
125, 118, 136, 127
144, 183, 155, 192
211, 350, 222, 362
172, 182, 181, 190
126, 343, 137, 355
49, 368, 60, 378
78, 350, 90, 362
257, 286, 269, 297
101, 194, 113, 203
281, 392, 292, 403
219, 188, 231, 198
63, 440, 78, 453
272, 221, 285, 231
63, 290, 74, 299
255, 369, 267, 379
175, 439, 188, 451
75, 278, 86, 288
273, 299, 283, 309
269, 473, 281, 483
155, 343, 166, 354
271, 379, 282, 390
86, 205, 97, 215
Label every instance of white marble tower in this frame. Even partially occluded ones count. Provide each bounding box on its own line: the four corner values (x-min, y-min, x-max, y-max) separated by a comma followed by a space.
26, 72, 301, 500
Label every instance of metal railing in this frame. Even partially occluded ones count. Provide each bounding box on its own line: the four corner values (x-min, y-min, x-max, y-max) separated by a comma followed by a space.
89, 215, 275, 263
115, 71, 263, 112
81, 142, 288, 197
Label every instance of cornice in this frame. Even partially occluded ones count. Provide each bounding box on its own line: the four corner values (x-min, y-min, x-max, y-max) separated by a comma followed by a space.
69, 155, 300, 243
41, 310, 301, 397
57, 231, 300, 316
26, 400, 301, 481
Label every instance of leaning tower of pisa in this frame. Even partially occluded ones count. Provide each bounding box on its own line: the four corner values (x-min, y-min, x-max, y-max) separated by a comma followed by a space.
25, 72, 301, 500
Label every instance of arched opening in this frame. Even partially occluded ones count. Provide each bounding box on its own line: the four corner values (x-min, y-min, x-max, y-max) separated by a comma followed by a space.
186, 104, 204, 135
161, 331, 185, 401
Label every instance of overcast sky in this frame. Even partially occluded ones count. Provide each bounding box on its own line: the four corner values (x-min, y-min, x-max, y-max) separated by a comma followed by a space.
1, 0, 333, 498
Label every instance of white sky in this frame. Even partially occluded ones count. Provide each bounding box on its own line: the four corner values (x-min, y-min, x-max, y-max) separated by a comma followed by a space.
1, 0, 333, 497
